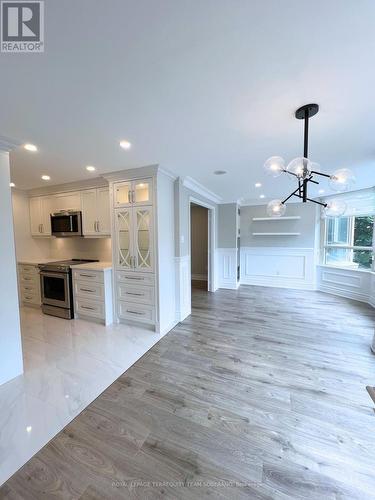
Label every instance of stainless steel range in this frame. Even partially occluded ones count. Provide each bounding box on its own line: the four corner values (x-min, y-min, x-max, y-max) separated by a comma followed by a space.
39, 259, 98, 319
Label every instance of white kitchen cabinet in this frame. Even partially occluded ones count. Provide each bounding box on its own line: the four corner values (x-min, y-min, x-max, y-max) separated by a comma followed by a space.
106, 166, 176, 334
72, 265, 113, 325
115, 205, 153, 272
52, 191, 81, 212
29, 196, 52, 236
18, 264, 41, 307
82, 187, 110, 236
114, 178, 153, 207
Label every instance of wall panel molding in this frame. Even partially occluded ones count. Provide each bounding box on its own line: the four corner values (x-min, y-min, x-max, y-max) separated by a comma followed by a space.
317, 265, 372, 305
240, 247, 316, 290
175, 255, 191, 321
217, 248, 238, 289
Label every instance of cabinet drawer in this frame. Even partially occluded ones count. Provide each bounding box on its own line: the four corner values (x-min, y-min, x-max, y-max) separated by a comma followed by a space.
72, 269, 103, 284
74, 281, 104, 301
75, 298, 105, 319
19, 274, 39, 286
117, 271, 155, 286
19, 264, 39, 275
21, 291, 40, 305
117, 283, 154, 305
118, 301, 155, 324
20, 283, 39, 295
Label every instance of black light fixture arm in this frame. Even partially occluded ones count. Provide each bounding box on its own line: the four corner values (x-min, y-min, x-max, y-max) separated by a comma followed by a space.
279, 103, 328, 208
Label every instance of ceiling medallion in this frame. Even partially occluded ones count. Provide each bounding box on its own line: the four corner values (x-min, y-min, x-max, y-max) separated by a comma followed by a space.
263, 104, 355, 217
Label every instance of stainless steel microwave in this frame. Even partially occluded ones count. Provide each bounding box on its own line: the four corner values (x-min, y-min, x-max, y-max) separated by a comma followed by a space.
51, 211, 83, 237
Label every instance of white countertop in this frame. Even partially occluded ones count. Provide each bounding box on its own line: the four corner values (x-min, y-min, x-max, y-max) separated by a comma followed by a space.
72, 261, 113, 271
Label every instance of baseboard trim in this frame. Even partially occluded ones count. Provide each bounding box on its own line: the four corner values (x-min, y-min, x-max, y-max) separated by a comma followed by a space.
318, 284, 370, 304
241, 277, 316, 291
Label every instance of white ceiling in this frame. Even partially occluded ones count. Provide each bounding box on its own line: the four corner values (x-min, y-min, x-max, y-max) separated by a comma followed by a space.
1, 0, 375, 202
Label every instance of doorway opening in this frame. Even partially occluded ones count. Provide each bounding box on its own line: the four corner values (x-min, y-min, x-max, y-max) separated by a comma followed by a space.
190, 203, 209, 291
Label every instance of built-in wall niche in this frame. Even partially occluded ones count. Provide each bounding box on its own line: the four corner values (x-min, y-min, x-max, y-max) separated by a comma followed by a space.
251, 216, 302, 236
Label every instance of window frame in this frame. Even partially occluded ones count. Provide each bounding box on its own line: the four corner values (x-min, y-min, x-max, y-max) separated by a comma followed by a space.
322, 215, 375, 271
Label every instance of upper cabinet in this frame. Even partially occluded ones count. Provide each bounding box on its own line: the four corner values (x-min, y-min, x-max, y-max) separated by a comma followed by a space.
114, 178, 153, 207
81, 187, 110, 236
29, 196, 52, 236
29, 186, 110, 238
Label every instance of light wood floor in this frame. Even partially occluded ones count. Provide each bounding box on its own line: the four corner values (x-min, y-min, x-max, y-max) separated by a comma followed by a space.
1, 286, 375, 499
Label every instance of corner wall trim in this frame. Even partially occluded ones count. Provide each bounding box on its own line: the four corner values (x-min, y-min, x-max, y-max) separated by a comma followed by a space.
182, 176, 222, 204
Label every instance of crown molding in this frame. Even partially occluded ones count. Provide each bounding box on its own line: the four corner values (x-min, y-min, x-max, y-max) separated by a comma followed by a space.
181, 176, 222, 204
27, 177, 108, 197
0, 135, 22, 152
102, 164, 159, 182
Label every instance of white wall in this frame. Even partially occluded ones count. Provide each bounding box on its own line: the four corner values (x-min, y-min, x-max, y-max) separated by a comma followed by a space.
239, 203, 319, 290
0, 151, 23, 386
190, 205, 208, 280
49, 237, 112, 261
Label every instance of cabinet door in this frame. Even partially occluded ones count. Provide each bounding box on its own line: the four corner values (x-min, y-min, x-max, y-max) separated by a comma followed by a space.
114, 181, 132, 207
133, 206, 153, 272
116, 208, 133, 270
53, 192, 81, 211
81, 190, 98, 236
97, 188, 111, 235
29, 197, 42, 236
41, 197, 52, 235
133, 178, 153, 206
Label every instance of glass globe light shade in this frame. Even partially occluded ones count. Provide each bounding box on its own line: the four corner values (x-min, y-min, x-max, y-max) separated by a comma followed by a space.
267, 199, 286, 217
324, 199, 347, 217
286, 157, 312, 180
263, 156, 285, 178
329, 168, 355, 192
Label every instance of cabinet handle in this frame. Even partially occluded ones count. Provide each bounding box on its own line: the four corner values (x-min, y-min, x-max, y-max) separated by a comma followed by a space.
128, 191, 131, 203
124, 276, 144, 280
80, 288, 95, 293
25, 296, 33, 300
132, 191, 135, 204
41, 224, 44, 233
79, 274, 95, 278
81, 305, 96, 311
23, 277, 32, 281
97, 221, 100, 232
126, 292, 144, 296
126, 309, 145, 315
38, 224, 42, 233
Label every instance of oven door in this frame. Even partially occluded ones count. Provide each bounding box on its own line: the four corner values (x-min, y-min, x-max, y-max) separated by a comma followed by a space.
51, 212, 82, 237
40, 271, 71, 309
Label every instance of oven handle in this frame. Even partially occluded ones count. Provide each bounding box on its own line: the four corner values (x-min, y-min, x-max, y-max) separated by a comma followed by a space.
40, 271, 69, 277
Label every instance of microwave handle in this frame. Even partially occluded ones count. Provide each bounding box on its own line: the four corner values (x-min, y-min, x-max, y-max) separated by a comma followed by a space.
70, 215, 73, 232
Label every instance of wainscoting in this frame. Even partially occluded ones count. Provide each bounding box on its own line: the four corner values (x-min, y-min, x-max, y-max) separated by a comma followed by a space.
216, 248, 238, 289
175, 255, 191, 322
240, 247, 316, 290
317, 265, 373, 305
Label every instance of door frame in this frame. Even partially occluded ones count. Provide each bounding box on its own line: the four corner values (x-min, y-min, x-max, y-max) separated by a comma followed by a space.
188, 196, 217, 293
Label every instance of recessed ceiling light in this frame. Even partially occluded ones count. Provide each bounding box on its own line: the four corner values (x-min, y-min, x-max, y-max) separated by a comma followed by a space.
260, 194, 265, 199
24, 143, 38, 152
120, 140, 131, 150
26, 426, 32, 433
213, 170, 227, 175
255, 182, 262, 188
9, 182, 15, 187
41, 175, 50, 181
86, 165, 96, 172
318, 189, 325, 194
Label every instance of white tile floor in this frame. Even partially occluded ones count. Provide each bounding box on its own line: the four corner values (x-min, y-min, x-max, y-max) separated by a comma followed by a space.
0, 307, 170, 486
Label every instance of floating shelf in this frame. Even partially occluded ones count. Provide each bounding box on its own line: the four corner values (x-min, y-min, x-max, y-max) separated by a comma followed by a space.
252, 232, 301, 236
252, 216, 301, 221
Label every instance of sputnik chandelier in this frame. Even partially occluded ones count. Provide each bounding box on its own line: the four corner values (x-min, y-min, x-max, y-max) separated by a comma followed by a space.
263, 104, 355, 217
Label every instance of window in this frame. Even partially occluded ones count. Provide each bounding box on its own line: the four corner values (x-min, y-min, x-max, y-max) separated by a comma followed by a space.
324, 215, 374, 270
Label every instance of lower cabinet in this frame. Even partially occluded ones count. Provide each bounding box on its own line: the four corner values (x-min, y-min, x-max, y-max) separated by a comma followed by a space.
116, 270, 156, 325
72, 267, 113, 325
18, 264, 41, 307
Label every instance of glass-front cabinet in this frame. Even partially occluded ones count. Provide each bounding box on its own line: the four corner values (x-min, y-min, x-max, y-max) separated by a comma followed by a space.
114, 178, 153, 207
115, 206, 153, 272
